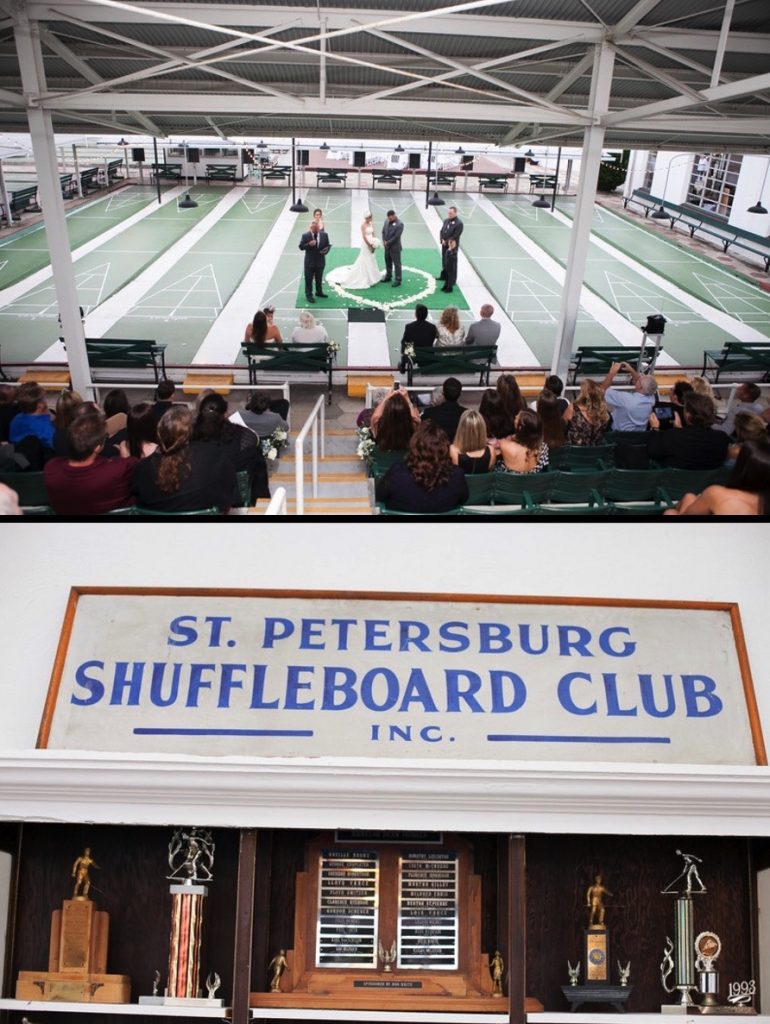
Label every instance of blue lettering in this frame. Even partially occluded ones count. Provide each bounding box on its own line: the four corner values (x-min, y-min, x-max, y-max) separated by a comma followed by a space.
398, 668, 438, 713
399, 620, 430, 652
519, 624, 548, 655
438, 621, 470, 652
204, 616, 231, 647
599, 626, 636, 657
364, 620, 391, 651
299, 618, 326, 650
389, 724, 411, 741
110, 662, 143, 705
420, 726, 443, 743
558, 626, 593, 657
557, 672, 597, 714
479, 623, 512, 654
71, 661, 105, 705
490, 670, 526, 713
446, 670, 484, 712
249, 665, 278, 709
285, 666, 316, 710
168, 615, 198, 647
602, 672, 637, 716
361, 668, 399, 711
331, 618, 356, 649
682, 674, 722, 717
186, 664, 215, 707
263, 617, 294, 648
322, 666, 358, 710
150, 662, 181, 707
218, 663, 246, 707
639, 674, 676, 718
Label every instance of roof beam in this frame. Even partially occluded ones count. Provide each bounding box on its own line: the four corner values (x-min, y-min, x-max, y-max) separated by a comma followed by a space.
604, 71, 770, 125
503, 50, 594, 144
710, 0, 735, 88
610, 0, 664, 38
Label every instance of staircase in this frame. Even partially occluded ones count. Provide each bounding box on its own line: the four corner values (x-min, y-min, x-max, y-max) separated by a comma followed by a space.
257, 427, 375, 516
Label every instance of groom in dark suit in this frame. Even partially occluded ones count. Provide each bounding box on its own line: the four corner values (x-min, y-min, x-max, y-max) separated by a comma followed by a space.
438, 206, 463, 289
382, 210, 403, 287
299, 219, 331, 302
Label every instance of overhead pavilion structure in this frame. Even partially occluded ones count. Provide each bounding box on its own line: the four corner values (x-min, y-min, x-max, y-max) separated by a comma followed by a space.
0, 0, 769, 388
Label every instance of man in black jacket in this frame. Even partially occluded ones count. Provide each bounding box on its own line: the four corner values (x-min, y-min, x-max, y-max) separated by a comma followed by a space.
647, 392, 729, 469
299, 219, 331, 302
438, 206, 463, 282
421, 377, 467, 443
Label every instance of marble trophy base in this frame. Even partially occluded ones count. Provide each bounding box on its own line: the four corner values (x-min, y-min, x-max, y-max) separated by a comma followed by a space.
138, 995, 224, 1007
663, 1006, 756, 1016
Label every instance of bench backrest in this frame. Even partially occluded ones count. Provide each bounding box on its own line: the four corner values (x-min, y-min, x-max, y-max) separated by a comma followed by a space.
241, 341, 331, 371
84, 338, 165, 368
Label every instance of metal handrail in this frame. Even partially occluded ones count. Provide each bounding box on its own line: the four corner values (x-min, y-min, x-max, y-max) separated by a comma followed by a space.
294, 393, 326, 516
263, 487, 288, 516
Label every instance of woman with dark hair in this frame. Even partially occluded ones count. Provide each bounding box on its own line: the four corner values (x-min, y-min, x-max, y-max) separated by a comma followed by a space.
664, 437, 770, 516
244, 309, 270, 348
479, 388, 509, 447
102, 388, 130, 455
497, 409, 549, 473
126, 401, 159, 459
375, 419, 469, 513
52, 389, 84, 456
536, 388, 567, 449
193, 392, 270, 502
133, 405, 237, 513
496, 373, 527, 436
370, 389, 420, 451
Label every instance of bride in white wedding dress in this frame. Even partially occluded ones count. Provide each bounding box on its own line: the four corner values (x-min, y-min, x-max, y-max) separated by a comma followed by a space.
327, 212, 383, 290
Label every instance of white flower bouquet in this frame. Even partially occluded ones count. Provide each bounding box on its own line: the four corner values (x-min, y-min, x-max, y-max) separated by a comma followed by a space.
356, 426, 376, 468
261, 427, 288, 461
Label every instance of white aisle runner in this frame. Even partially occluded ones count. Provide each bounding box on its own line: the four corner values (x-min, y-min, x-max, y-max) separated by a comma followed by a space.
344, 190, 391, 379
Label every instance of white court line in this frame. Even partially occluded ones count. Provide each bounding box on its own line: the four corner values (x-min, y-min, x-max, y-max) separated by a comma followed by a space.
416, 195, 539, 367
0, 186, 186, 314
549, 206, 769, 344
73, 187, 245, 351
192, 197, 301, 365
471, 195, 676, 365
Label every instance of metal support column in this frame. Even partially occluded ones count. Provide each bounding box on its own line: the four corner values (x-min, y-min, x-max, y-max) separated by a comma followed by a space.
551, 41, 615, 383
14, 11, 92, 397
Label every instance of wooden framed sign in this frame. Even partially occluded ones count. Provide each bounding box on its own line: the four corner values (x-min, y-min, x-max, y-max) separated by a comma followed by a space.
38, 588, 766, 766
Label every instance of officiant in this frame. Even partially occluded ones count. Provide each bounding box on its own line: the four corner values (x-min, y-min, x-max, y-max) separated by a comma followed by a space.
299, 218, 331, 303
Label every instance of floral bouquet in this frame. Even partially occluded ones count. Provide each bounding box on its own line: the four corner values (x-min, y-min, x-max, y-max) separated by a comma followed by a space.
370, 237, 381, 250
327, 339, 340, 360
356, 426, 376, 469
261, 427, 288, 462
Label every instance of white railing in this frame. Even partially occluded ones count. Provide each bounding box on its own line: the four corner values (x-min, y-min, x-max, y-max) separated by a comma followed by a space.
263, 487, 287, 516
294, 393, 326, 516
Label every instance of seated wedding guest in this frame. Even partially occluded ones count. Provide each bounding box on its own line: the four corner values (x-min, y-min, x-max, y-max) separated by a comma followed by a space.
546, 374, 569, 415
240, 392, 290, 436
664, 437, 770, 517
479, 388, 510, 449
669, 379, 694, 417
370, 388, 419, 451
9, 383, 55, 451
194, 392, 269, 502
435, 306, 465, 347
421, 377, 467, 442
601, 361, 658, 431
496, 373, 527, 436
0, 481, 22, 516
450, 409, 497, 474
647, 392, 729, 469
126, 401, 159, 459
497, 409, 549, 474
133, 406, 237, 514
0, 384, 20, 443
689, 375, 717, 404
291, 309, 328, 344
152, 379, 178, 423
536, 387, 567, 450
726, 412, 769, 465
376, 419, 469, 514
102, 388, 130, 456
718, 382, 764, 435
52, 390, 84, 456
44, 407, 138, 515
465, 304, 500, 347
357, 387, 389, 430
244, 308, 284, 348
563, 379, 610, 445
401, 304, 437, 352
262, 305, 284, 345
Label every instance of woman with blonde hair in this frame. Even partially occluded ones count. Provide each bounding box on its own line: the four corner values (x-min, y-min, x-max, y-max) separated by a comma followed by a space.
450, 409, 497, 474
435, 305, 465, 346
563, 378, 610, 445
291, 309, 329, 344
327, 211, 382, 290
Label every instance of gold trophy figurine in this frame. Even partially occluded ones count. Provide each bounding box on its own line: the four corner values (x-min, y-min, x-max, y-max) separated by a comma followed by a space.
586, 874, 612, 929
268, 950, 287, 992
491, 950, 504, 997
72, 847, 99, 899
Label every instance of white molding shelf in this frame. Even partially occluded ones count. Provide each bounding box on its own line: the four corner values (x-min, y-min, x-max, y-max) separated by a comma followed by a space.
0, 752, 769, 835
532, 1016, 767, 1024
0, 999, 230, 1017
250, 1012, 507, 1022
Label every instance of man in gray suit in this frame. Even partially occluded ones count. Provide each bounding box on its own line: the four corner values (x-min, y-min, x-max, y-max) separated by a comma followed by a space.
465, 304, 501, 345
382, 210, 403, 287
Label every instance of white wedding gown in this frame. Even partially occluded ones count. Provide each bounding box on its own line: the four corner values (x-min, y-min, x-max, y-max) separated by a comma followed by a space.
327, 226, 383, 289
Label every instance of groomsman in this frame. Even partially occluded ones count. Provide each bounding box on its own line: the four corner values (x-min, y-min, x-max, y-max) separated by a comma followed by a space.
438, 206, 463, 283
382, 210, 404, 287
299, 218, 331, 302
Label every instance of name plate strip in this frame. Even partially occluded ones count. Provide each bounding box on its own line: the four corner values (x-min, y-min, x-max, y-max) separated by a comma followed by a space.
316, 850, 378, 968
398, 851, 458, 969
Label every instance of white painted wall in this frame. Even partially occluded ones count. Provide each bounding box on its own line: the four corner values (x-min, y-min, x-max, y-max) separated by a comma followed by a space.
1, 523, 769, 754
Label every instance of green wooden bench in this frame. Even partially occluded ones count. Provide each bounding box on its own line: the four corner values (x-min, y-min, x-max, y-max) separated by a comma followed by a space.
241, 341, 334, 403
5, 185, 40, 221
405, 344, 497, 386
60, 173, 76, 198
316, 169, 347, 187
701, 341, 770, 382
372, 169, 402, 189
263, 165, 291, 182
729, 226, 770, 272
478, 174, 509, 193
106, 158, 124, 185
150, 162, 183, 182
568, 343, 661, 384
433, 171, 457, 187
205, 164, 238, 183
622, 188, 670, 222
79, 338, 168, 383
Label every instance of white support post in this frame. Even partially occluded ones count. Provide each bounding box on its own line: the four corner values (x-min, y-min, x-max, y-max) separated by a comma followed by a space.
73, 144, 82, 198
551, 41, 615, 383
0, 160, 12, 229
14, 12, 92, 398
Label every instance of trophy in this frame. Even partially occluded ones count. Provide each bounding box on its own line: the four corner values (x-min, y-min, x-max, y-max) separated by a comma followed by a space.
660, 850, 707, 1011
695, 932, 721, 1008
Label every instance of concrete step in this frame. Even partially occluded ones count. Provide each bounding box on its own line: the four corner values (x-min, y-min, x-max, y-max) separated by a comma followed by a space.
251, 496, 374, 517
